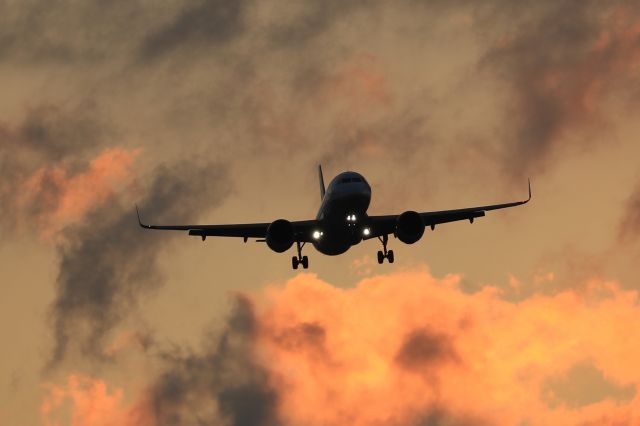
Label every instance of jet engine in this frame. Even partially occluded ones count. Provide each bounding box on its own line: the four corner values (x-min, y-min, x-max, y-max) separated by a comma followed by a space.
266, 219, 295, 252
396, 211, 424, 244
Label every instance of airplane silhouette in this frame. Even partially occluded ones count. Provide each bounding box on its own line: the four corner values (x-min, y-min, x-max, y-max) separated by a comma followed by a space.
137, 166, 531, 269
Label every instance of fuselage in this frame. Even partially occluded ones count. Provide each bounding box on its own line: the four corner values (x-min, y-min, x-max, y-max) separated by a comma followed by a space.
312, 171, 372, 255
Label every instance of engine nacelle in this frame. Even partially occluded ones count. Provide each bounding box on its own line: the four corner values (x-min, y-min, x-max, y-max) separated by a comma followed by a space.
396, 210, 424, 244
266, 219, 294, 253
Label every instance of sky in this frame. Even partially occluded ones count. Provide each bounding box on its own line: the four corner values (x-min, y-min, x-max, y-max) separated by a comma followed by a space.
1, 1, 640, 425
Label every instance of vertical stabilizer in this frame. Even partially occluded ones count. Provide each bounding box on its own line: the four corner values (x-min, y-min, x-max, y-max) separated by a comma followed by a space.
318, 164, 326, 200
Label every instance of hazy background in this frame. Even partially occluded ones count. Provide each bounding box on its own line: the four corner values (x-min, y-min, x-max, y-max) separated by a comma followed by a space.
1, 1, 640, 425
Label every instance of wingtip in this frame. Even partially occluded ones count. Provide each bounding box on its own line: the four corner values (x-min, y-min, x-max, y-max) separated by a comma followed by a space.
135, 204, 147, 228
527, 178, 532, 201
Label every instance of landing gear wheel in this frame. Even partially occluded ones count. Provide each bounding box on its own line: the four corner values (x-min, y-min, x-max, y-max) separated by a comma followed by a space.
377, 234, 393, 265
292, 241, 309, 270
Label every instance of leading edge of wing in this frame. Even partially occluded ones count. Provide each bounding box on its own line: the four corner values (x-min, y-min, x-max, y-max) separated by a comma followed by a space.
136, 204, 203, 230
136, 205, 316, 239
422, 178, 531, 218
136, 204, 269, 237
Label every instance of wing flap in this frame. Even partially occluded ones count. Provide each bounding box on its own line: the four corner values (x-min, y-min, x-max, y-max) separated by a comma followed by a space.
186, 224, 270, 238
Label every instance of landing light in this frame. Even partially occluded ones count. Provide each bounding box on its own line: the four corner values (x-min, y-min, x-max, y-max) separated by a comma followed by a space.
363, 227, 371, 236
312, 230, 322, 240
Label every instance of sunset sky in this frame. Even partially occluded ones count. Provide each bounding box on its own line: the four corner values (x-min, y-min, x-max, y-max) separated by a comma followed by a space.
1, 1, 640, 425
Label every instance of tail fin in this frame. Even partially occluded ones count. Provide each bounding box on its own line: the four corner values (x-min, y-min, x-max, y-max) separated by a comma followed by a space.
318, 164, 326, 200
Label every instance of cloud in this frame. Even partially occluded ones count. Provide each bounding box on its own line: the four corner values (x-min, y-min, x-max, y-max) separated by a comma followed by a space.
42, 268, 640, 425
149, 295, 280, 426
265, 0, 370, 48
138, 0, 250, 61
541, 361, 636, 409
4, 1, 639, 424
395, 328, 458, 371
251, 270, 640, 425
16, 147, 139, 238
41, 297, 281, 426
40, 374, 153, 426
2, 1, 638, 184
479, 1, 640, 178
0, 105, 112, 234
49, 160, 230, 366
618, 180, 640, 244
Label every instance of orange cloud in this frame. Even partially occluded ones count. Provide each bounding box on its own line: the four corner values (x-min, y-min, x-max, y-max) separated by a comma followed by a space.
16, 147, 140, 237
41, 269, 640, 426
252, 270, 640, 426
41, 375, 152, 426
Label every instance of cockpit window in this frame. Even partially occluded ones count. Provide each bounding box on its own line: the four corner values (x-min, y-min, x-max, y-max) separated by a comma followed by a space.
338, 177, 363, 184
337, 177, 365, 184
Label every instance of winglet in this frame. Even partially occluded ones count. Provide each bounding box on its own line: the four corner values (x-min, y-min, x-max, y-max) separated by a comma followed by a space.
136, 205, 150, 228
525, 178, 532, 203
318, 164, 326, 201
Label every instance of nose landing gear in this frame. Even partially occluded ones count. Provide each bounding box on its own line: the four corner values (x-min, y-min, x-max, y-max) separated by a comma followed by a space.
377, 234, 394, 264
292, 241, 309, 269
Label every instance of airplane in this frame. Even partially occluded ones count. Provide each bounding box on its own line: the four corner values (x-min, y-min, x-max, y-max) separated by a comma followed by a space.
137, 166, 531, 269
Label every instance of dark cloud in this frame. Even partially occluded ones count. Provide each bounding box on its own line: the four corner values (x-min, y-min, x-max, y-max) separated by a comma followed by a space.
150, 295, 281, 426
267, 0, 370, 48
0, 104, 107, 168
139, 0, 249, 61
395, 327, 458, 370
271, 322, 330, 364
412, 406, 489, 426
618, 181, 640, 244
0, 104, 108, 230
479, 0, 640, 178
2, 1, 637, 185
48, 160, 230, 366
0, 1, 146, 64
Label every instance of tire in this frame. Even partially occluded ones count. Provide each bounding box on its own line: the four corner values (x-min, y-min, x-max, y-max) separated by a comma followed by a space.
387, 250, 394, 263
302, 256, 309, 269
377, 250, 384, 264
292, 256, 299, 270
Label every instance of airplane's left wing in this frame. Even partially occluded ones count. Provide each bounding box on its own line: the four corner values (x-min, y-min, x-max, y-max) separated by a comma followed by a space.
365, 180, 531, 239
136, 206, 317, 242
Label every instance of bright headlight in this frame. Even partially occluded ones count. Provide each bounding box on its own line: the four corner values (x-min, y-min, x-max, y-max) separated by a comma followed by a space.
312, 230, 322, 239
363, 227, 371, 236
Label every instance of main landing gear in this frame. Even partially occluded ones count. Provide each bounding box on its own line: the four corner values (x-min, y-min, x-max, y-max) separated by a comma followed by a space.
377, 234, 394, 264
292, 241, 309, 270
